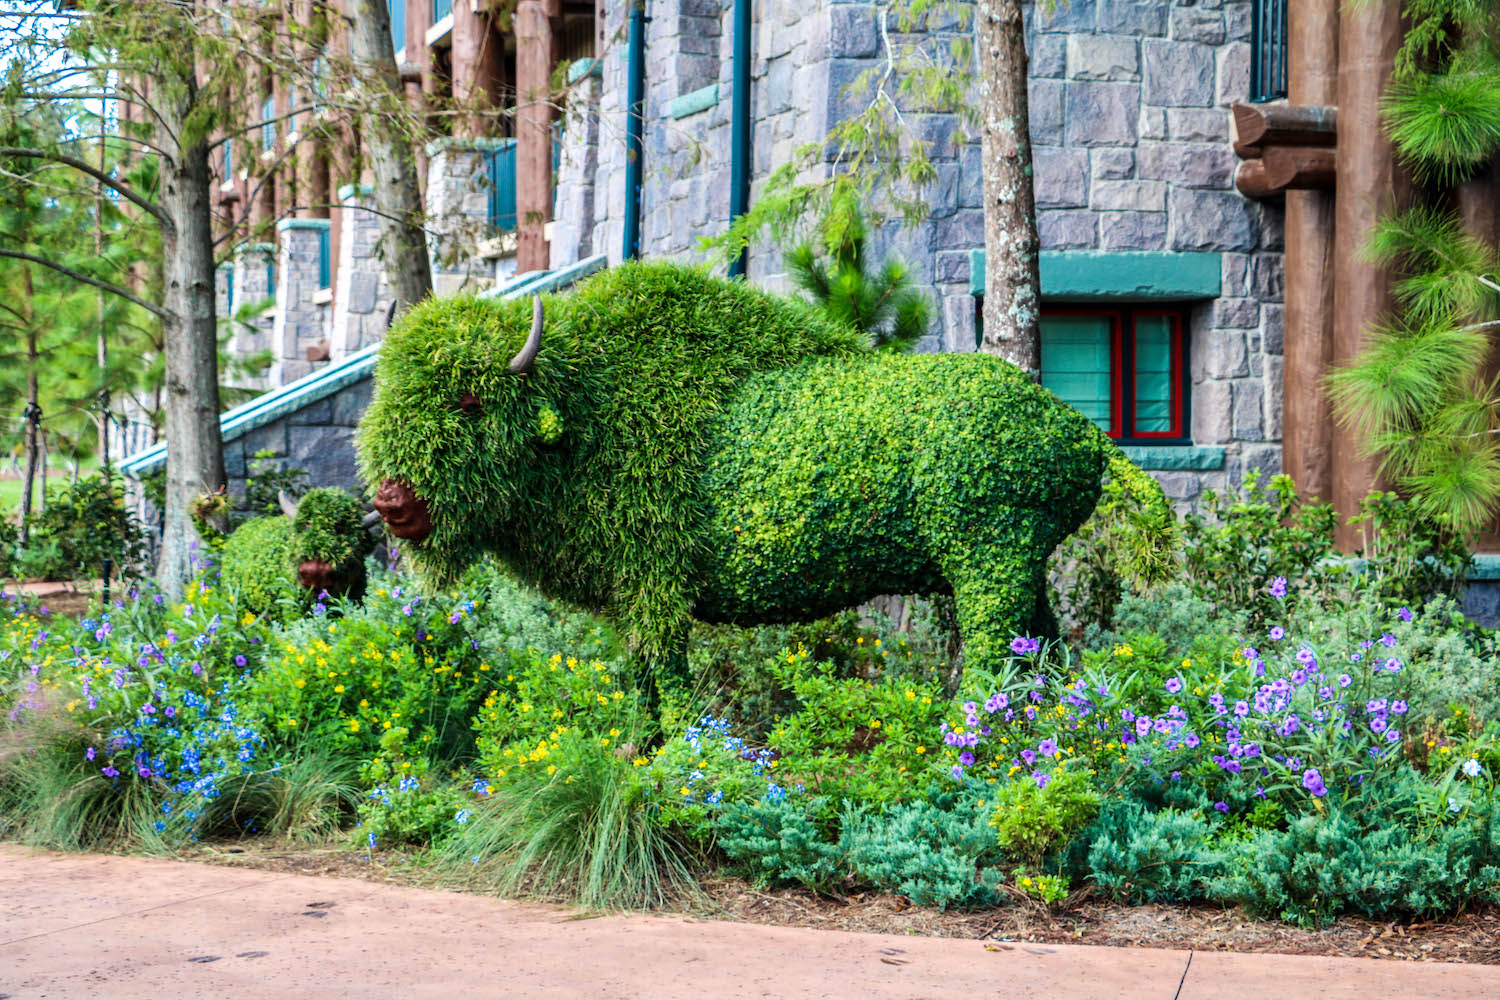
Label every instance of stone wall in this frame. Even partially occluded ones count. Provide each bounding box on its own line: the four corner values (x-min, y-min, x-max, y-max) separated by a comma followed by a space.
221, 377, 373, 501
328, 185, 396, 360
270, 219, 332, 385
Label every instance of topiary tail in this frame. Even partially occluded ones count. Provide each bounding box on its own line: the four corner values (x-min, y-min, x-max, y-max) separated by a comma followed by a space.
1093, 427, 1179, 587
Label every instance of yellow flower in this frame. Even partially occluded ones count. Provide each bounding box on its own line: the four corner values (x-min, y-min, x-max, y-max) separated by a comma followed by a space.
294, 678, 306, 689
915, 746, 926, 754
334, 685, 345, 693
347, 719, 360, 733
871, 720, 882, 729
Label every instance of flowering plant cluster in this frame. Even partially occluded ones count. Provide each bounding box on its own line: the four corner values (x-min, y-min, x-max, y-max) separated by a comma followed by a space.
649, 715, 790, 840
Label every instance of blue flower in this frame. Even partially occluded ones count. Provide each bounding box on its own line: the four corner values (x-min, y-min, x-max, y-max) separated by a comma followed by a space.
454, 809, 473, 824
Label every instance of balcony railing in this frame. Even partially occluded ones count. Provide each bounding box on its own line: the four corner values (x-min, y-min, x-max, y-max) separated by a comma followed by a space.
1250, 0, 1288, 102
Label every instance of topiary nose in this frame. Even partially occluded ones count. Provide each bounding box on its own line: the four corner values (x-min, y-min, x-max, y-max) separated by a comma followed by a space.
374, 478, 433, 543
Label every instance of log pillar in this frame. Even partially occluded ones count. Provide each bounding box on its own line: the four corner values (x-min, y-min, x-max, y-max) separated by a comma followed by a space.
515, 0, 554, 272
1332, 0, 1412, 548
1282, 0, 1339, 504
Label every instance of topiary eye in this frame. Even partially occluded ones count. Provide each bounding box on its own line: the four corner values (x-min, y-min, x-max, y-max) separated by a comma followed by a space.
457, 393, 482, 416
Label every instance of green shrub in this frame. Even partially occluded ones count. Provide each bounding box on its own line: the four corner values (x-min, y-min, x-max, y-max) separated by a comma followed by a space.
10, 473, 148, 582
990, 767, 1100, 865
715, 794, 844, 891
839, 790, 1005, 908
219, 516, 298, 612
1082, 800, 1219, 903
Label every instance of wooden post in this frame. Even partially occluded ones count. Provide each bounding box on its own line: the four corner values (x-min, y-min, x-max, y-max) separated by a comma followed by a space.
1281, 0, 1339, 506
515, 0, 553, 272
1331, 0, 1411, 547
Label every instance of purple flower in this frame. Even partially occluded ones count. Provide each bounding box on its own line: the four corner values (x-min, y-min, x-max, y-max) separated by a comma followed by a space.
1033, 772, 1050, 790
1270, 576, 1287, 598
1233, 700, 1249, 717
191, 662, 203, 677
1184, 732, 1201, 749
985, 693, 1008, 713
1038, 738, 1058, 758
1214, 801, 1229, 813
1009, 636, 1040, 655
963, 701, 978, 715
1021, 749, 1036, 765
1170, 771, 1182, 781
101, 766, 119, 778
958, 751, 975, 766
85, 747, 95, 761
951, 765, 965, 779
1380, 633, 1397, 648
1243, 647, 1259, 661
1296, 646, 1317, 666
1302, 768, 1327, 797
234, 654, 247, 667
1386, 729, 1401, 744
1025, 706, 1037, 721
1269, 626, 1285, 641
401, 604, 413, 617
1290, 668, 1309, 687
1165, 677, 1183, 695
1135, 716, 1152, 738
1338, 673, 1352, 689
448, 613, 461, 625
1253, 659, 1266, 678
137, 766, 152, 779
1383, 657, 1403, 674
1398, 607, 1413, 623
164, 706, 176, 719
1391, 700, 1408, 715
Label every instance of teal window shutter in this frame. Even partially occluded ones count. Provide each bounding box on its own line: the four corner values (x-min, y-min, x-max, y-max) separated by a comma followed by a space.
1132, 314, 1175, 434
317, 227, 331, 290
486, 140, 517, 230
261, 96, 275, 151
1040, 313, 1116, 434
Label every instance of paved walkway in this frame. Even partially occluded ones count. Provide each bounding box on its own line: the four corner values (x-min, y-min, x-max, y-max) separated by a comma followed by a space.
2, 846, 1496, 999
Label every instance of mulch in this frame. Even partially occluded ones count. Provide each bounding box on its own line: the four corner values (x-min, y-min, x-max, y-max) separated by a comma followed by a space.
179, 841, 1500, 965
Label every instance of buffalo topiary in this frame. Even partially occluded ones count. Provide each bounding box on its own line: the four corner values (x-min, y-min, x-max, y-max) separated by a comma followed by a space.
359, 261, 1168, 689
219, 487, 376, 614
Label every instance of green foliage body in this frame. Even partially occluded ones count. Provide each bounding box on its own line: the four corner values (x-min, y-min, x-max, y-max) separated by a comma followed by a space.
359, 262, 1136, 685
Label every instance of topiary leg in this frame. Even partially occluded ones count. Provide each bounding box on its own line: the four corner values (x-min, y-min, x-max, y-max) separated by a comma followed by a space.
939, 523, 1050, 679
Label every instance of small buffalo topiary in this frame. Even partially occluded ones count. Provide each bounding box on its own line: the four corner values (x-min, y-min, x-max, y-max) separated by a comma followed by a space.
358, 261, 1168, 688
219, 487, 376, 614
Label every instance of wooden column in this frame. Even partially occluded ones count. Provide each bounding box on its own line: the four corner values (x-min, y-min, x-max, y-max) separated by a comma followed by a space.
1332, 0, 1411, 547
1282, 0, 1339, 504
515, 0, 554, 272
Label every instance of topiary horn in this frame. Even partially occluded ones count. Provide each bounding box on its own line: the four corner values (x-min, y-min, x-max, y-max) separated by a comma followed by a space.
278, 490, 300, 521
508, 295, 544, 375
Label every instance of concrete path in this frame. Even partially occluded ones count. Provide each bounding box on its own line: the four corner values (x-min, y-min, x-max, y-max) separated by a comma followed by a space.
1, 845, 1495, 999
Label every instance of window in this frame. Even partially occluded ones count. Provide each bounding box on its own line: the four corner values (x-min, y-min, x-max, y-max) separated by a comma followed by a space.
222, 140, 232, 181
317, 226, 331, 290
1250, 0, 1288, 102
261, 96, 275, 151
267, 258, 277, 301
432, 0, 451, 23
287, 84, 298, 134
390, 0, 406, 55
1038, 306, 1189, 444
484, 140, 516, 230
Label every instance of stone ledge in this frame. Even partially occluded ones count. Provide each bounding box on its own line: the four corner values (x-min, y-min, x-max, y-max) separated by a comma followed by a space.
969, 249, 1223, 300
234, 242, 276, 256
1120, 445, 1226, 470
1471, 555, 1500, 581
275, 218, 331, 232
336, 183, 375, 202
568, 58, 602, 84
423, 136, 513, 157
670, 84, 719, 120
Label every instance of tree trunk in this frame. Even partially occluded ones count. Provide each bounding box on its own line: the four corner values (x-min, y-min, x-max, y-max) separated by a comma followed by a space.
18, 269, 39, 545
349, 0, 433, 310
155, 134, 227, 598
975, 0, 1041, 374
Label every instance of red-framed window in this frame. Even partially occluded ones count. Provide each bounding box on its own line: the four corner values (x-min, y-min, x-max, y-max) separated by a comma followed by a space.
1036, 306, 1190, 443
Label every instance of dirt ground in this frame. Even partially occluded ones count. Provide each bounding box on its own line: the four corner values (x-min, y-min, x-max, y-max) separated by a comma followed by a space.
178, 839, 1500, 966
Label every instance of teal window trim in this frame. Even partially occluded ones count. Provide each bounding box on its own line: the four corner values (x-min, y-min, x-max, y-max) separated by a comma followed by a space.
222, 140, 232, 181
317, 226, 331, 290
968, 250, 1222, 301
261, 96, 275, 151
267, 258, 276, 301
432, 0, 451, 23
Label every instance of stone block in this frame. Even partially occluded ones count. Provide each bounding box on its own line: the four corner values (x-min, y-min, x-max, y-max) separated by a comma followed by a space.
1251, 253, 1284, 302
958, 144, 983, 207
1210, 297, 1259, 329
829, 4, 878, 58
1038, 209, 1098, 250
1167, 107, 1229, 142
1064, 82, 1140, 147
1033, 146, 1090, 208
1091, 179, 1165, 212
1035, 0, 1097, 32
1262, 304, 1284, 355
1139, 142, 1234, 188
289, 424, 360, 490
242, 420, 288, 458
1066, 34, 1138, 81
1221, 252, 1250, 297
1203, 330, 1248, 378
331, 378, 375, 426
1192, 379, 1233, 444
1138, 107, 1168, 140
933, 211, 983, 250
1263, 353, 1284, 440
1170, 7, 1225, 43
1031, 33, 1067, 78
1092, 148, 1135, 180
346, 272, 378, 315
1232, 378, 1265, 441
1170, 189, 1257, 251
288, 399, 333, 426
1158, 472, 1202, 500
1225, 2, 1252, 41
1258, 201, 1286, 251
1230, 443, 1283, 482
1098, 0, 1166, 35
224, 442, 246, 479
1217, 42, 1251, 107
935, 250, 970, 285
1142, 40, 1215, 107
942, 294, 977, 353
1099, 211, 1166, 250
1028, 78, 1066, 145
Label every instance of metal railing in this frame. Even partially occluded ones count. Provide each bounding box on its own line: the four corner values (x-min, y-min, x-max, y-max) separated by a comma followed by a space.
1250, 0, 1288, 102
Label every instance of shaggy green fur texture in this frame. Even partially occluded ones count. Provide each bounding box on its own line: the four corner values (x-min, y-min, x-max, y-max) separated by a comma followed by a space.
357, 261, 1158, 680
219, 488, 373, 613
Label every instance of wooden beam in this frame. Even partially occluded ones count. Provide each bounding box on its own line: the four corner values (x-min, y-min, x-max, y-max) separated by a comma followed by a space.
515, 0, 554, 273
1264, 146, 1337, 190
1234, 158, 1280, 199
1232, 102, 1339, 148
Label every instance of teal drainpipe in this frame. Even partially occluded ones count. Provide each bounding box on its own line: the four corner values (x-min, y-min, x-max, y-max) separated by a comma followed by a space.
623, 0, 646, 260
728, 0, 751, 278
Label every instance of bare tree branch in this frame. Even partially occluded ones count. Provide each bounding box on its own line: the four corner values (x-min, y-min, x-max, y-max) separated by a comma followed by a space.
0, 146, 167, 223
0, 249, 166, 319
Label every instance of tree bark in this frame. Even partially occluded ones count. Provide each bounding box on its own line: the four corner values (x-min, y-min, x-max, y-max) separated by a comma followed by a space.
18, 268, 39, 545
155, 126, 227, 598
348, 0, 433, 311
975, 0, 1041, 373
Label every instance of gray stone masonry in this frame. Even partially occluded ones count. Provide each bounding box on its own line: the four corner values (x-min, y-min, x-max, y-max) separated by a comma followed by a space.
426, 139, 504, 295
221, 376, 372, 500
329, 185, 394, 361
229, 244, 275, 392
550, 0, 1285, 509
270, 220, 331, 386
